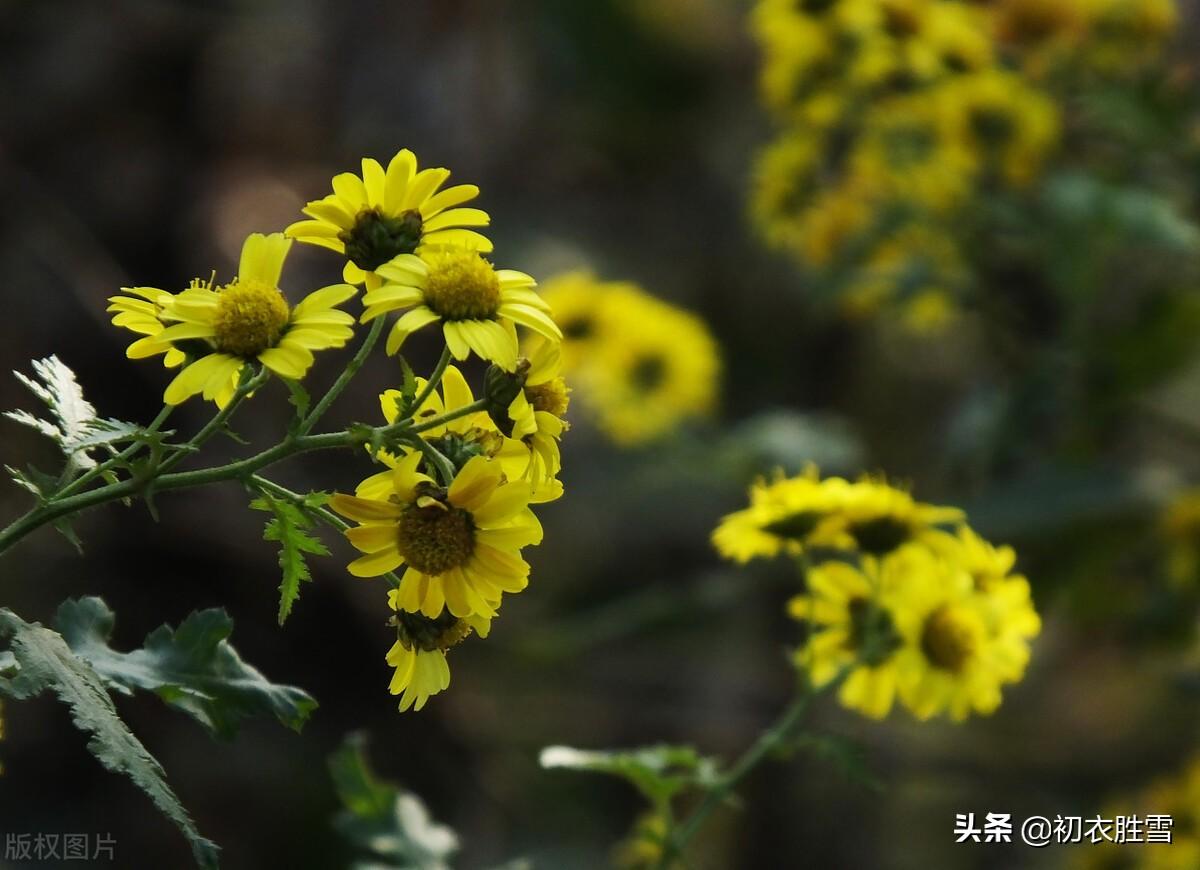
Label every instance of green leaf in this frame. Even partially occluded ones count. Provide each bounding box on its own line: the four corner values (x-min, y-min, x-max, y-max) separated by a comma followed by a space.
55, 597, 317, 739
5, 356, 103, 472
330, 733, 459, 870
0, 608, 219, 868
283, 378, 311, 430
540, 744, 720, 807
249, 492, 330, 625
397, 357, 419, 418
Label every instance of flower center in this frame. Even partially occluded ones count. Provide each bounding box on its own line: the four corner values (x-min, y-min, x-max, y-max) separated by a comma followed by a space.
561, 315, 594, 340
212, 279, 290, 357
882, 0, 922, 37
764, 510, 824, 542
969, 107, 1016, 148
631, 354, 667, 392
526, 377, 570, 417
396, 499, 476, 575
847, 597, 903, 666
340, 207, 424, 271
920, 605, 978, 673
423, 251, 502, 321
392, 608, 472, 653
848, 516, 913, 555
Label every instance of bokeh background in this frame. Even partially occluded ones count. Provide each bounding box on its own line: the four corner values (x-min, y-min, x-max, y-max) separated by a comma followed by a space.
2, 0, 1200, 867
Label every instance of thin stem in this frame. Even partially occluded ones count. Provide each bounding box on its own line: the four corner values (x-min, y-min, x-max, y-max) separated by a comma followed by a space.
158, 368, 270, 475
298, 315, 385, 436
410, 436, 456, 486
409, 346, 452, 413
411, 398, 489, 434
657, 667, 852, 867
56, 404, 174, 499
246, 474, 402, 590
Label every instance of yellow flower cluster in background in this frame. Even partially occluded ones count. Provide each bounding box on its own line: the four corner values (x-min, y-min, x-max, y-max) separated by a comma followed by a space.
749, 0, 1176, 331
541, 271, 721, 446
714, 468, 1041, 721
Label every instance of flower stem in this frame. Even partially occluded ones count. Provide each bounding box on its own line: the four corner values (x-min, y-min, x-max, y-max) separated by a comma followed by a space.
298, 315, 385, 436
158, 367, 270, 475
409, 346, 452, 413
55, 403, 174, 499
411, 398, 489, 434
656, 668, 851, 867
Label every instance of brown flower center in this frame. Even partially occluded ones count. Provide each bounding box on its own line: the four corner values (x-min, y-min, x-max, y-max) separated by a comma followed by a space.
396, 500, 475, 575
920, 605, 978, 673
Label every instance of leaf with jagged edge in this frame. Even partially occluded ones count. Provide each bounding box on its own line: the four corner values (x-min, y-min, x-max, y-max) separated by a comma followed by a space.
283, 379, 312, 433
55, 597, 317, 739
540, 744, 720, 807
330, 733, 459, 870
0, 608, 220, 868
249, 492, 330, 625
5, 356, 101, 471
396, 356, 419, 419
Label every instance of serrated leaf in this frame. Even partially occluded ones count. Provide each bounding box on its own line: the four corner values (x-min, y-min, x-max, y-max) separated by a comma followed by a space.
284, 379, 311, 429
71, 419, 146, 454
330, 733, 458, 870
0, 608, 219, 868
250, 493, 330, 625
397, 357, 419, 418
540, 744, 720, 806
5, 356, 100, 471
55, 597, 317, 739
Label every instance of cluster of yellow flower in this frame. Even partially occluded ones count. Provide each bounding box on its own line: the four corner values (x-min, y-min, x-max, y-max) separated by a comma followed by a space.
540, 271, 720, 446
713, 467, 1041, 721
749, 0, 1176, 330
109, 149, 571, 712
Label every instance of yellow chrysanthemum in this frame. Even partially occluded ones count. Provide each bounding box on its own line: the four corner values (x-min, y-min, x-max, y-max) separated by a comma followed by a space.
504, 337, 570, 491
712, 467, 847, 563
824, 474, 964, 555
361, 250, 561, 370
584, 286, 721, 445
108, 285, 188, 368
1080, 0, 1177, 72
331, 453, 542, 619
925, 3, 994, 75
937, 70, 1060, 187
788, 557, 905, 720
122, 233, 355, 407
285, 149, 491, 284
753, 2, 833, 115
749, 133, 826, 251
1160, 487, 1200, 587
791, 179, 880, 267
840, 220, 969, 331
848, 92, 975, 212
889, 544, 1038, 721
383, 606, 491, 712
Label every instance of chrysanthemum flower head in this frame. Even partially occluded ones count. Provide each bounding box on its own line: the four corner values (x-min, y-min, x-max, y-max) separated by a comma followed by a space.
822, 474, 964, 555
383, 606, 491, 712
331, 453, 542, 619
285, 149, 492, 284
362, 250, 561, 370
713, 466, 845, 563
116, 233, 356, 407
789, 556, 906, 719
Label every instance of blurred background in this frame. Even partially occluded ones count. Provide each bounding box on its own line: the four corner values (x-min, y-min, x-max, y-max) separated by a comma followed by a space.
2, 0, 1200, 867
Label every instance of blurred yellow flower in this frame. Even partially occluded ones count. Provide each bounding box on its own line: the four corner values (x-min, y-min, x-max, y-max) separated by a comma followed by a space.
285, 149, 491, 284
713, 467, 847, 563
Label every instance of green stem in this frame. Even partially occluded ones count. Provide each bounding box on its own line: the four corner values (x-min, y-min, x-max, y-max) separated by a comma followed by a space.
411, 398, 489, 434
158, 368, 270, 475
0, 423, 408, 559
409, 436, 456, 486
657, 668, 851, 867
55, 404, 174, 499
298, 316, 385, 435
409, 346, 452, 413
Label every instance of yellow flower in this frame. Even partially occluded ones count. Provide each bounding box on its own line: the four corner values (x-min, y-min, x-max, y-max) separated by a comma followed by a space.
712, 467, 846, 563
1160, 488, 1200, 586
362, 250, 561, 370
331, 453, 542, 619
383, 606, 491, 712
583, 286, 720, 445
129, 233, 355, 407
848, 91, 975, 212
752, 2, 833, 115
788, 557, 905, 719
1080, 0, 1177, 72
936, 70, 1060, 187
749, 133, 826, 251
925, 3, 994, 75
503, 337, 570, 491
791, 179, 879, 267
108, 285, 188, 368
285, 149, 491, 284
889, 544, 1039, 721
537, 271, 620, 371
825, 474, 963, 555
